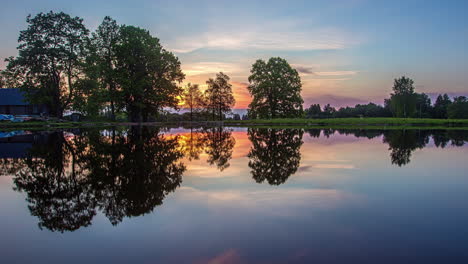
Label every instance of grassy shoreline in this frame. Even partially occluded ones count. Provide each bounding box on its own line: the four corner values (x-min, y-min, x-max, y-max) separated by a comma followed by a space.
224, 118, 468, 127
1, 118, 468, 131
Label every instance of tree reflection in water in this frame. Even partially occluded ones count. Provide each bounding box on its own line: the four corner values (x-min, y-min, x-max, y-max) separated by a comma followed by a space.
0, 127, 467, 232
6, 126, 186, 231
247, 128, 303, 185
203, 126, 236, 171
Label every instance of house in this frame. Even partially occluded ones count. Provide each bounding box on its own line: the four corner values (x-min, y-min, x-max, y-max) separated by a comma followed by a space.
0, 88, 49, 115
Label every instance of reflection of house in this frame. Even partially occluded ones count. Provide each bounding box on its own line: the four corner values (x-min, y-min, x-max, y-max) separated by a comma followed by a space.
0, 133, 34, 159
0, 88, 49, 115
0, 132, 51, 159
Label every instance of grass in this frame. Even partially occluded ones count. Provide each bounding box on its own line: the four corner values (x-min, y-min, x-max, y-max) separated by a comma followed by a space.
224, 117, 468, 127
1, 118, 468, 130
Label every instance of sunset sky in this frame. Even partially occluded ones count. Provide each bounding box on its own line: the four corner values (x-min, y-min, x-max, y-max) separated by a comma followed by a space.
1, 0, 467, 108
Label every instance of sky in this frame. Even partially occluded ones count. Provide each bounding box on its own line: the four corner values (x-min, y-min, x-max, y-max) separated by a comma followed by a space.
1, 0, 467, 108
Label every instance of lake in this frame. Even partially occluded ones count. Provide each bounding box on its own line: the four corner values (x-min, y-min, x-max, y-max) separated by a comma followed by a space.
1, 127, 468, 263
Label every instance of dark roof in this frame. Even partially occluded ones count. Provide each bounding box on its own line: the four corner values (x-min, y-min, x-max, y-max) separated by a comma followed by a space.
0, 88, 28, 105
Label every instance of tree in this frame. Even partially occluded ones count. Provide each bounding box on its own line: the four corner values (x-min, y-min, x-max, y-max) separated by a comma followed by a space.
86, 16, 121, 120
447, 96, 468, 119
433, 94, 452, 119
182, 83, 204, 121
415, 93, 432, 118
204, 72, 235, 121
247, 57, 303, 119
114, 26, 185, 122
305, 104, 322, 118
388, 76, 417, 118
322, 104, 336, 118
5, 11, 89, 117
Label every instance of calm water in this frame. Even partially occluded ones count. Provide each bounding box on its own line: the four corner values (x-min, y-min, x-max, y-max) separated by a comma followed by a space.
1, 127, 468, 263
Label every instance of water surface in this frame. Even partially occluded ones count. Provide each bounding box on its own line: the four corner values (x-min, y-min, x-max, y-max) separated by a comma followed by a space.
1, 127, 468, 263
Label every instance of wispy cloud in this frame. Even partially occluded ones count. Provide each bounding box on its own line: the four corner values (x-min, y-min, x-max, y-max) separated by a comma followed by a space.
168, 20, 358, 53
314, 71, 358, 76
182, 62, 243, 76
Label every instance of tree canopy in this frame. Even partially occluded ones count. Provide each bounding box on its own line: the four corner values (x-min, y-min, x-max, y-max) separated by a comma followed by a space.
114, 25, 185, 122
247, 57, 303, 119
204, 72, 235, 121
4, 11, 89, 117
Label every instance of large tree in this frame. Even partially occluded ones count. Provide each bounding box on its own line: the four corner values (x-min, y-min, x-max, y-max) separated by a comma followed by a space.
86, 16, 121, 120
5, 11, 89, 117
114, 26, 185, 122
247, 57, 303, 119
204, 72, 235, 121
388, 76, 417, 118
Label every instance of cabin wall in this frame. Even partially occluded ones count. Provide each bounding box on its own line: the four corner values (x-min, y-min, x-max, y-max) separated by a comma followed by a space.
0, 104, 49, 115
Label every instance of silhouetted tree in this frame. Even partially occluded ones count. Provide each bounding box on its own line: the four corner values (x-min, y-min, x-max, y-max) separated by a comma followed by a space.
247, 128, 303, 185
115, 26, 184, 122
447, 96, 468, 119
204, 72, 235, 121
4, 11, 90, 117
433, 94, 452, 119
83, 16, 121, 120
415, 93, 432, 118
182, 83, 204, 122
305, 104, 322, 118
388, 76, 417, 118
247, 57, 303, 119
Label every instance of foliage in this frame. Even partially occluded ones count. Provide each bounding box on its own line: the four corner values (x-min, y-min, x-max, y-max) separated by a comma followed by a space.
4, 11, 89, 117
83, 16, 121, 119
389, 76, 417, 118
305, 104, 322, 118
182, 83, 204, 121
204, 72, 235, 121
114, 26, 185, 122
247, 57, 303, 119
447, 96, 468, 119
433, 94, 452, 118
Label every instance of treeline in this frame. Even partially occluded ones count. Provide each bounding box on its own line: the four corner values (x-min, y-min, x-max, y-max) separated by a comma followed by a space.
1, 12, 467, 121
305, 77, 468, 119
0, 12, 235, 122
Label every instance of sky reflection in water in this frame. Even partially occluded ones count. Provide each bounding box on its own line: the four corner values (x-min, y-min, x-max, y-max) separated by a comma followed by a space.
1, 127, 468, 263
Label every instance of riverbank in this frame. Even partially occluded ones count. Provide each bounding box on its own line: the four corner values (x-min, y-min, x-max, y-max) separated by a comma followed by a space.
224, 118, 468, 127
1, 118, 468, 131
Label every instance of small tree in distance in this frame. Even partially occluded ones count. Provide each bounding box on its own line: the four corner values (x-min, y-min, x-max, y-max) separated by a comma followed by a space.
182, 83, 204, 122
204, 72, 235, 121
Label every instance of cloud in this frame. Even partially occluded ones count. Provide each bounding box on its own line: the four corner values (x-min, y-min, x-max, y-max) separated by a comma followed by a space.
176, 186, 357, 216
314, 71, 358, 76
295, 66, 315, 74
230, 81, 251, 109
167, 20, 358, 53
205, 249, 241, 264
182, 62, 243, 76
